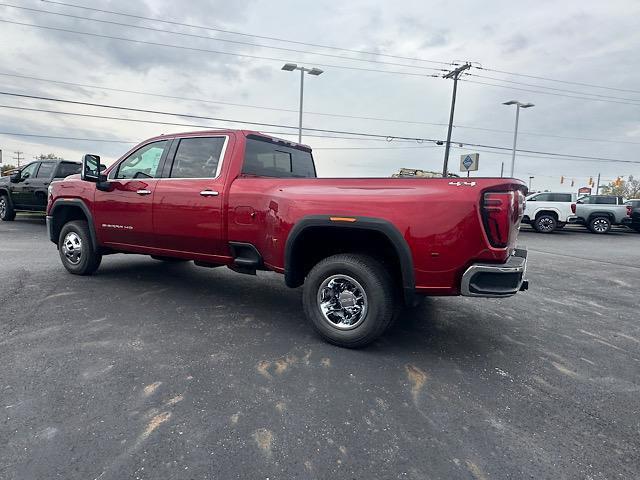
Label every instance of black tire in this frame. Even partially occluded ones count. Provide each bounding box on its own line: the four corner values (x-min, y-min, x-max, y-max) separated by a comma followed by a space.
58, 220, 102, 275
588, 216, 611, 234
0, 194, 16, 221
302, 253, 396, 348
151, 255, 189, 262
533, 214, 557, 233
633, 225, 640, 233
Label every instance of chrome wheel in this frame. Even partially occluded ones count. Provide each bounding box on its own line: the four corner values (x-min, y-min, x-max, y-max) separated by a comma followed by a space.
317, 274, 368, 330
592, 218, 609, 233
537, 216, 555, 232
62, 231, 83, 265
0, 198, 6, 218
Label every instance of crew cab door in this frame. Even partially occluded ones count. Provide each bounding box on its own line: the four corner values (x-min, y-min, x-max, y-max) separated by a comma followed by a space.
10, 162, 39, 208
152, 135, 229, 259
94, 140, 169, 248
29, 161, 56, 209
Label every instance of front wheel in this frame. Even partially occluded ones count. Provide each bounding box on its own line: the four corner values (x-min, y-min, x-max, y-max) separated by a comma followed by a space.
0, 195, 16, 221
588, 216, 611, 234
302, 253, 396, 348
58, 220, 102, 275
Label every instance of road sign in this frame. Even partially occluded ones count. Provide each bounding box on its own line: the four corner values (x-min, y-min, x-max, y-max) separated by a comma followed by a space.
459, 153, 479, 172
578, 186, 591, 195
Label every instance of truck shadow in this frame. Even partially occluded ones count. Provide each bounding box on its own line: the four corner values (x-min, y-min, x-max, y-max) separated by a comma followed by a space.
93, 257, 503, 358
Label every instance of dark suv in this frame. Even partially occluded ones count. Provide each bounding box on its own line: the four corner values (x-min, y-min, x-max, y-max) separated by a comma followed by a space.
0, 160, 81, 221
623, 199, 640, 233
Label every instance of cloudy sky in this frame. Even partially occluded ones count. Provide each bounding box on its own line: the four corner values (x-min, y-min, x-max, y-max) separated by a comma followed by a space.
1, 0, 639, 191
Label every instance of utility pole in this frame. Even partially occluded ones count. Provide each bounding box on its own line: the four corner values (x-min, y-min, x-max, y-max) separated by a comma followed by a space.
500, 162, 504, 178
442, 63, 471, 177
13, 150, 23, 167
595, 173, 601, 194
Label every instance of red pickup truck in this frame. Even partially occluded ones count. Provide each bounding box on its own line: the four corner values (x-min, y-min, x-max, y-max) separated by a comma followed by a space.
47, 130, 528, 347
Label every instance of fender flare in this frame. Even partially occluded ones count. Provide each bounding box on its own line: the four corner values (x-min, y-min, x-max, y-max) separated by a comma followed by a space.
532, 207, 561, 219
586, 211, 615, 222
49, 199, 98, 250
0, 186, 14, 209
284, 215, 415, 304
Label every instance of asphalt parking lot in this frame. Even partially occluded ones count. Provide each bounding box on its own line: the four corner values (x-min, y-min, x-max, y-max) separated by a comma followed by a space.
1, 217, 639, 480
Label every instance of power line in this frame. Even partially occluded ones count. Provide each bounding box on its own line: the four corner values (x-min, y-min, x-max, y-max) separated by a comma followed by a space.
0, 71, 450, 125
22, 0, 640, 100
461, 78, 640, 107
34, 0, 640, 97
0, 90, 443, 142
0, 131, 135, 143
1, 97, 638, 165
0, 3, 444, 73
2, 127, 639, 169
40, 0, 451, 66
476, 66, 640, 95
0, 19, 441, 79
467, 73, 640, 103
2, 71, 639, 146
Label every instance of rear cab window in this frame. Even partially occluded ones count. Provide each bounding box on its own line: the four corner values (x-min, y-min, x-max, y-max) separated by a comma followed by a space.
242, 135, 316, 178
54, 162, 81, 179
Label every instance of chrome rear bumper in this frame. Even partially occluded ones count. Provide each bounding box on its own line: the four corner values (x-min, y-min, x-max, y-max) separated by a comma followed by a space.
461, 248, 528, 298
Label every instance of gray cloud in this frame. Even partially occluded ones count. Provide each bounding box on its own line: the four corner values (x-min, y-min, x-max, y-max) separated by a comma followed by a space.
0, 0, 639, 190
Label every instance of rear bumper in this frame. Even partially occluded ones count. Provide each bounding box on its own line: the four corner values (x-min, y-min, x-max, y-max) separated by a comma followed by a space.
461, 248, 528, 298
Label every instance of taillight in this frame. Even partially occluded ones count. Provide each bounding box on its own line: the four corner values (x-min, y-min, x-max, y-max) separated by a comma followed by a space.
482, 191, 516, 248
571, 203, 576, 214
627, 205, 633, 217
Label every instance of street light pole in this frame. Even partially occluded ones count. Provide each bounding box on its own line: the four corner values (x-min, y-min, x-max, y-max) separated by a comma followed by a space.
503, 100, 534, 177
282, 63, 323, 143
511, 105, 521, 176
298, 69, 304, 144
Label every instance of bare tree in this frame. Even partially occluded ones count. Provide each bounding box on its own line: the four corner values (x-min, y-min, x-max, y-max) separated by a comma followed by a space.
600, 175, 640, 198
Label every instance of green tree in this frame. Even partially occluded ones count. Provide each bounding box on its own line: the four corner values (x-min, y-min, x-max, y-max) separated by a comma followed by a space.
600, 175, 640, 198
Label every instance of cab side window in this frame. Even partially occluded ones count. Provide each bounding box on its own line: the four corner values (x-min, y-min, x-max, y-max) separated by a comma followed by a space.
114, 141, 168, 180
549, 193, 572, 202
35, 162, 56, 178
19, 162, 39, 180
533, 193, 552, 201
169, 137, 226, 178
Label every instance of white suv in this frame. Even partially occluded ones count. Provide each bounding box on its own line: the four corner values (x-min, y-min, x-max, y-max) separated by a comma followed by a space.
522, 192, 576, 233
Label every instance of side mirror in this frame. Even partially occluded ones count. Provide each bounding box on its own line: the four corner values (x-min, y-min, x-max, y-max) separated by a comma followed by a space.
9, 172, 20, 183
81, 154, 105, 182
576, 200, 583, 204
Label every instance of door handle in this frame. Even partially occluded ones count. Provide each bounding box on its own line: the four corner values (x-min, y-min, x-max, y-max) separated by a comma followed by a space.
200, 190, 219, 197
136, 189, 152, 195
